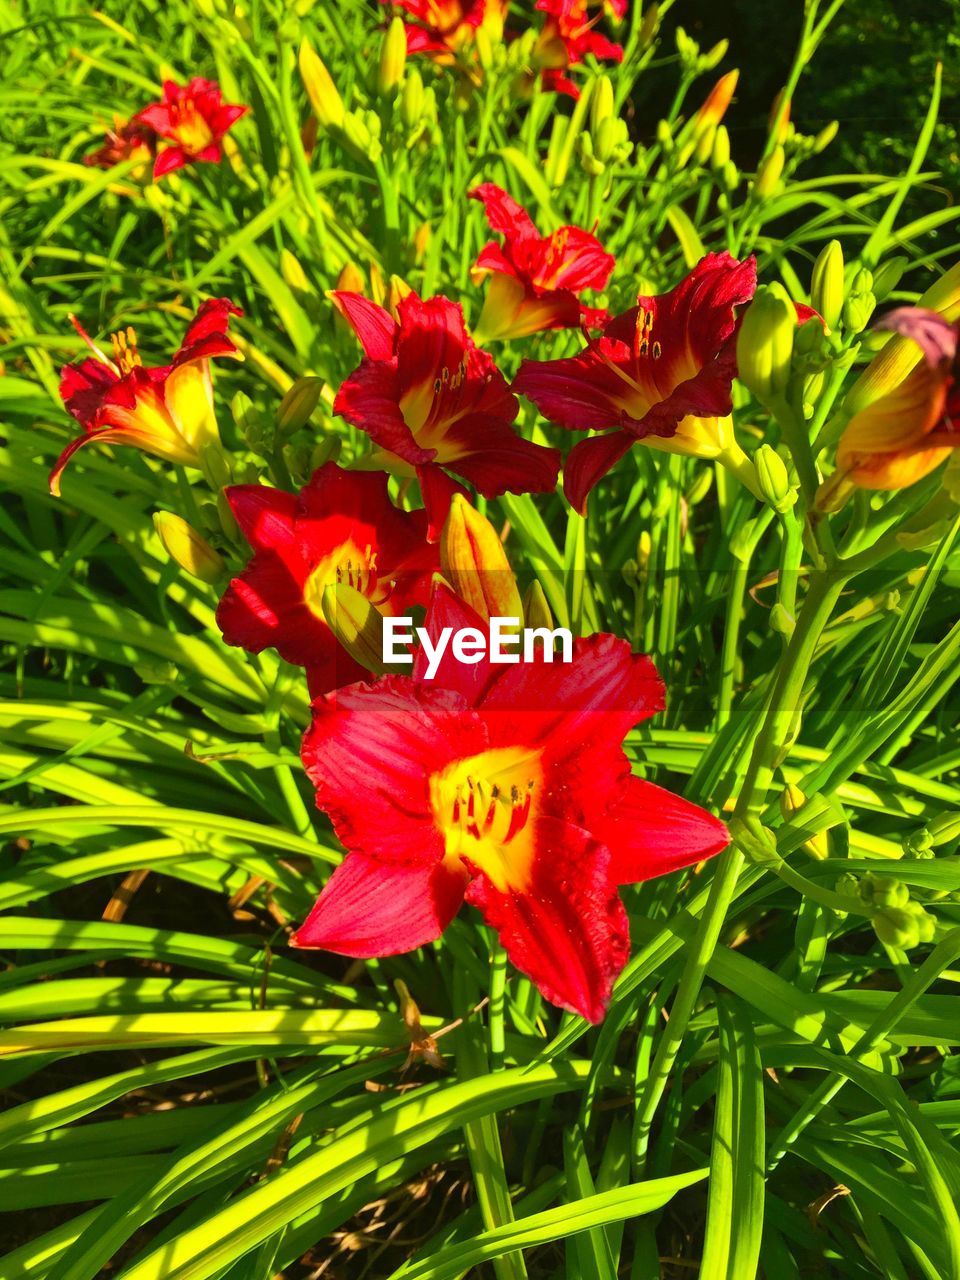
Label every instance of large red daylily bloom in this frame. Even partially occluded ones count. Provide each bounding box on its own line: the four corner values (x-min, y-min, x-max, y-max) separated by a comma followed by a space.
829, 307, 960, 498
533, 0, 623, 99
513, 252, 758, 512
469, 183, 614, 342
217, 464, 438, 696
51, 299, 242, 496
135, 78, 247, 180
294, 583, 729, 1022
331, 290, 561, 539
84, 117, 156, 174
384, 0, 507, 67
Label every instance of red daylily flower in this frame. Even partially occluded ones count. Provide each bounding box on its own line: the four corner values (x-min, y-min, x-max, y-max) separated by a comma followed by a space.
51, 299, 242, 496
217, 464, 438, 696
832, 306, 960, 494
534, 0, 623, 99
469, 183, 614, 341
383, 0, 507, 67
295, 583, 729, 1022
331, 290, 561, 539
135, 78, 247, 180
513, 252, 758, 512
84, 118, 156, 173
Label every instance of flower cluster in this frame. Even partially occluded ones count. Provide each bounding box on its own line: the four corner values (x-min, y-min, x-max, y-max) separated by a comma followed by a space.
85, 77, 246, 181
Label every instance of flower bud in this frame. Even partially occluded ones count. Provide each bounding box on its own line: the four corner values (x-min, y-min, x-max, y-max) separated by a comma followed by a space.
810, 240, 844, 332
814, 120, 839, 152
754, 146, 784, 198
281, 249, 310, 293
321, 582, 392, 675
199, 441, 232, 491
872, 906, 920, 949
153, 512, 225, 584
378, 16, 407, 98
386, 274, 412, 321
736, 283, 796, 403
590, 75, 615, 134
721, 160, 739, 191
369, 261, 386, 306
685, 467, 713, 506
872, 256, 908, 303
907, 811, 960, 856
522, 579, 553, 631
299, 40, 345, 131
693, 69, 739, 134
656, 119, 673, 152
335, 261, 365, 295
755, 444, 797, 513
702, 39, 728, 70
843, 291, 876, 335
778, 785, 829, 859
276, 375, 324, 436
440, 494, 523, 623
639, 4, 659, 47
768, 89, 791, 144
711, 124, 730, 170
401, 69, 424, 128
694, 123, 715, 166
729, 515, 761, 563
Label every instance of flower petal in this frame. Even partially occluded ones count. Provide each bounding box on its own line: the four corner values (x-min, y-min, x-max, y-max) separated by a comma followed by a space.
563, 430, 633, 514
469, 182, 539, 244
334, 357, 432, 467
292, 852, 467, 957
330, 292, 398, 361
465, 816, 629, 1022
596, 777, 729, 885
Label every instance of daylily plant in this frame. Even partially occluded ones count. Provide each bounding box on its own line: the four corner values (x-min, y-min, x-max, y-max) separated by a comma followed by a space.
217, 464, 437, 695
533, 0, 623, 98
469, 183, 613, 341
513, 252, 758, 511
331, 289, 561, 538
294, 582, 729, 1022
135, 77, 247, 180
384, 0, 507, 68
84, 117, 156, 173
51, 299, 242, 496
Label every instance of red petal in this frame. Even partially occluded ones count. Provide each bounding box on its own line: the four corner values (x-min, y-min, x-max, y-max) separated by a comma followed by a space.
225, 484, 299, 551
443, 420, 560, 501
513, 346, 633, 433
465, 817, 629, 1022
153, 147, 187, 178
329, 292, 398, 360
413, 578, 494, 701
416, 463, 469, 541
469, 183, 539, 245
334, 357, 431, 467
292, 853, 467, 957
59, 358, 118, 425
175, 298, 242, 365
597, 777, 730, 885
302, 676, 486, 864
563, 431, 632, 514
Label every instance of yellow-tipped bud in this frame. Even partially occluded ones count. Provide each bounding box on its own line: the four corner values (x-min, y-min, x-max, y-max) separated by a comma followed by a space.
590, 75, 615, 134
369, 261, 386, 305
693, 69, 739, 134
440, 493, 523, 623
711, 124, 730, 170
522, 579, 553, 632
281, 249, 310, 293
378, 16, 407, 98
321, 582, 391, 676
335, 261, 366, 295
779, 783, 829, 860
754, 145, 784, 198
153, 512, 225, 584
413, 222, 431, 263
768, 89, 791, 145
736, 284, 797, 403
276, 376, 325, 437
810, 240, 844, 332
299, 40, 345, 131
386, 274, 412, 321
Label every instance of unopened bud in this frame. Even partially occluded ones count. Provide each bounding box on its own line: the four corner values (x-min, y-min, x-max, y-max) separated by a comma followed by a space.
440, 493, 522, 622
754, 146, 784, 198
199, 441, 232, 491
386, 274, 412, 320
335, 262, 365, 295
522, 579, 553, 631
694, 123, 715, 166
813, 120, 839, 152
769, 603, 795, 638
639, 3, 659, 47
755, 444, 797, 513
656, 119, 673, 152
153, 512, 225, 584
694, 69, 739, 133
736, 283, 796, 403
711, 124, 730, 170
299, 40, 345, 131
811, 240, 844, 332
779, 784, 829, 859
378, 16, 407, 98
872, 256, 908, 303
590, 75, 615, 133
281, 249, 310, 293
402, 69, 424, 128
843, 291, 876, 335
686, 467, 713, 506
702, 39, 728, 70
276, 376, 324, 436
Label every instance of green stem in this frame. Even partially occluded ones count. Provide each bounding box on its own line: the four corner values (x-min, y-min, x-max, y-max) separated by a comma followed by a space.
489, 938, 507, 1072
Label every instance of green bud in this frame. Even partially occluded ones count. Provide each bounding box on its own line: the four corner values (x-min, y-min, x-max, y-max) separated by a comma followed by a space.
736, 283, 797, 404
721, 160, 740, 191
852, 267, 874, 294
280, 248, 310, 293
872, 256, 908, 303
685, 467, 713, 506
694, 122, 715, 166
843, 291, 876, 335
873, 906, 920, 949
729, 515, 761, 563
620, 557, 639, 587
590, 75, 615, 133
701, 38, 728, 70
310, 436, 341, 471
656, 119, 673, 152
730, 814, 781, 865
321, 583, 394, 676
836, 872, 860, 900
231, 390, 255, 435
779, 783, 828, 859
276, 376, 325, 437
401, 69, 424, 128
755, 444, 797, 513
595, 117, 619, 164
711, 124, 730, 170
153, 511, 226, 584
378, 16, 407, 98
199, 442, 233, 491
754, 146, 784, 198
814, 121, 839, 152
810, 240, 844, 331
216, 489, 239, 541
639, 3, 659, 47
522, 579, 554, 631
908, 812, 960, 855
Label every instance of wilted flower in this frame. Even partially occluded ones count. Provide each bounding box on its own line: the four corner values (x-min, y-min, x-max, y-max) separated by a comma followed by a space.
51, 299, 242, 496
331, 290, 560, 538
469, 183, 613, 341
216, 463, 437, 696
294, 582, 729, 1022
826, 306, 959, 501
513, 252, 758, 511
84, 117, 156, 175
533, 0, 623, 98
135, 78, 247, 180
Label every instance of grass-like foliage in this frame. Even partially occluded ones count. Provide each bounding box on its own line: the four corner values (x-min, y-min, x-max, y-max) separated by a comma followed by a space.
2, 0, 960, 1276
